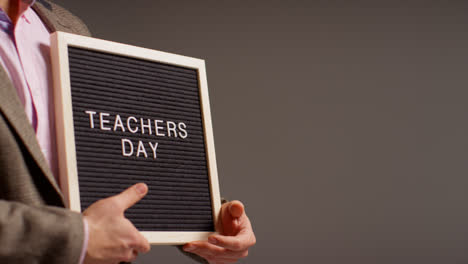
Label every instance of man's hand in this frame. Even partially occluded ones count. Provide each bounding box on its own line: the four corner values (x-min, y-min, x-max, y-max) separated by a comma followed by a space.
83, 183, 151, 264
183, 201, 256, 264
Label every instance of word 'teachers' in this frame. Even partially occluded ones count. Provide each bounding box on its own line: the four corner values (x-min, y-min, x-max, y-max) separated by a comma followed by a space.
84, 110, 189, 159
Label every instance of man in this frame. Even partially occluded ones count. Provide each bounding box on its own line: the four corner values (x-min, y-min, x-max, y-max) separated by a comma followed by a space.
0, 0, 256, 263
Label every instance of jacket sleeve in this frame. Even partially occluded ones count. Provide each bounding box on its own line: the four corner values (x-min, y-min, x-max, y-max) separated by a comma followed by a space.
0, 200, 84, 264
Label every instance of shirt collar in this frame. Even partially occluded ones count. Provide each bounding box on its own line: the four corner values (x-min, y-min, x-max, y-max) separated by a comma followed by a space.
19, 0, 36, 19
0, 0, 36, 33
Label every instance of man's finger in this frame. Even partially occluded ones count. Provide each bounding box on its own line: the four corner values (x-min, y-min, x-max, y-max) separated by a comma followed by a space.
131, 232, 151, 253
188, 241, 250, 258
208, 232, 255, 251
217, 201, 249, 236
112, 183, 148, 211
183, 241, 225, 256
124, 249, 138, 263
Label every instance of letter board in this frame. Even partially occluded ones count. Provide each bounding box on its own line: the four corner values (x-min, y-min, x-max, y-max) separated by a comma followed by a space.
50, 32, 221, 244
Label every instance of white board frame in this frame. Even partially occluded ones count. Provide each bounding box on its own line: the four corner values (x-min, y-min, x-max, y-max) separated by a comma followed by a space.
50, 31, 221, 245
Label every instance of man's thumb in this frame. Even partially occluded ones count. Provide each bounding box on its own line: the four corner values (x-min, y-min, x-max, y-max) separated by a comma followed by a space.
113, 183, 148, 211
228, 201, 244, 218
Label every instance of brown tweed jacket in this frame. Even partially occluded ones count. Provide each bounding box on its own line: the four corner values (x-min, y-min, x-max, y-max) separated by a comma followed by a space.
0, 1, 90, 263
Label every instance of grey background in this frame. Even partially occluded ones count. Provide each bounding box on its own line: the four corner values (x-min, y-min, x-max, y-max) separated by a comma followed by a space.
53, 1, 468, 263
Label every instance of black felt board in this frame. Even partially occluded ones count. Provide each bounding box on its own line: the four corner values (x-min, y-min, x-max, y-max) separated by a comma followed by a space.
68, 46, 214, 231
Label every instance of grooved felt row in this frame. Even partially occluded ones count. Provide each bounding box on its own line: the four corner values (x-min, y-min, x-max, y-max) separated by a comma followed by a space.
68, 47, 214, 231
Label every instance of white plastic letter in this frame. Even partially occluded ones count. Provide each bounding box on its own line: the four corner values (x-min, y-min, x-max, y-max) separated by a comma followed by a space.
99, 112, 111, 131
154, 120, 165, 136
114, 114, 125, 132
85, 110, 96, 128
141, 118, 152, 135
121, 138, 133, 157
178, 122, 188, 139
166, 121, 177, 137
148, 142, 158, 159
127, 116, 139, 133
136, 140, 148, 158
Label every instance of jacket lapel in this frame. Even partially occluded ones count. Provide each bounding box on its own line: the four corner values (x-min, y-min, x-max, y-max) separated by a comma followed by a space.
0, 67, 64, 203
0, 0, 87, 205
0, 1, 92, 206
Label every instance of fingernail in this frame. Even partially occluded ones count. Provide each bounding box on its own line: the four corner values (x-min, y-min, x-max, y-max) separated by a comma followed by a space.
135, 183, 147, 194
184, 245, 196, 252
208, 236, 218, 245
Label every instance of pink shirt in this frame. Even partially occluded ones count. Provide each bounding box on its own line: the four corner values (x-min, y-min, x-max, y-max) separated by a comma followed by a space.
0, 3, 56, 177
0, 2, 88, 263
